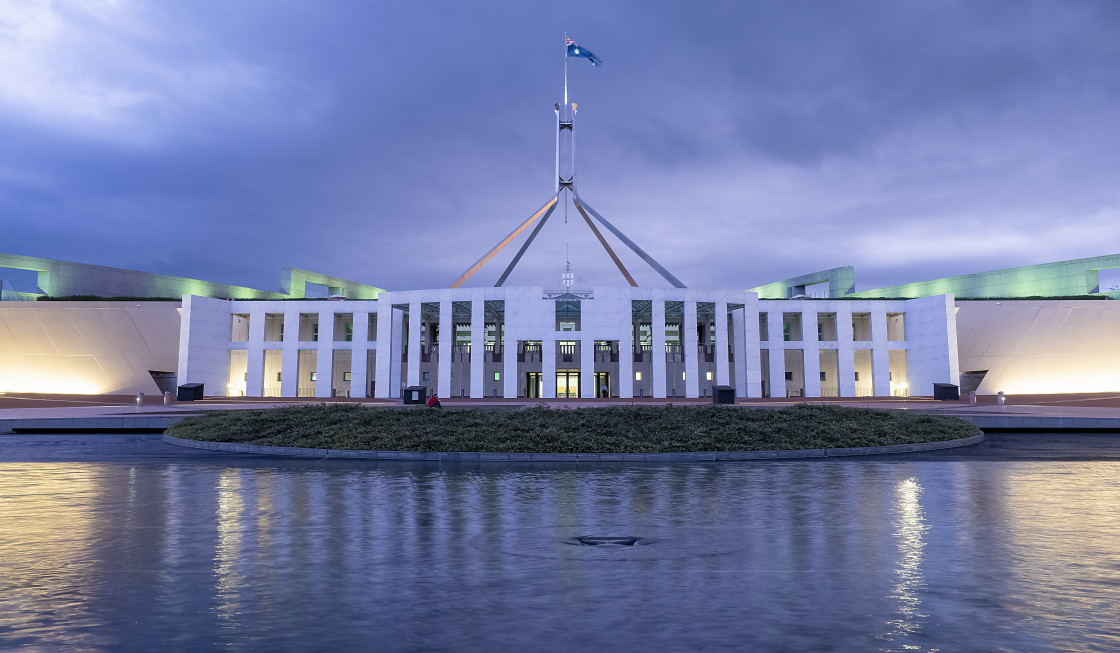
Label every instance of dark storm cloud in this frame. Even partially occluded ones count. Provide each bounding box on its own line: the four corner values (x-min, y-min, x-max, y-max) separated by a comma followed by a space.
1, 0, 1118, 294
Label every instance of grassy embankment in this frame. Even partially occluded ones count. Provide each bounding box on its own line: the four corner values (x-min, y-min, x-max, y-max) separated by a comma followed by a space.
166, 404, 979, 453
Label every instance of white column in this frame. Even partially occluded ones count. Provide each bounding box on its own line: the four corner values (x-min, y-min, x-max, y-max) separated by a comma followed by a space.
245, 348, 264, 398
469, 296, 484, 398
315, 340, 332, 398
350, 310, 369, 398
579, 328, 594, 398
407, 300, 421, 388
684, 300, 700, 398
389, 306, 404, 395
374, 301, 393, 398
280, 312, 299, 397
619, 313, 634, 399
873, 348, 892, 396
732, 308, 749, 397
838, 348, 856, 397
803, 345, 822, 397
438, 300, 452, 399
799, 307, 819, 397
871, 308, 891, 396
836, 306, 856, 397
503, 332, 518, 398
715, 300, 729, 385
652, 299, 667, 398
240, 308, 264, 397
376, 299, 402, 398
766, 311, 785, 397
542, 338, 556, 398
247, 309, 265, 343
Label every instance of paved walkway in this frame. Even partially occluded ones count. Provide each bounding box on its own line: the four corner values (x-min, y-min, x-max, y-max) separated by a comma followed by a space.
3, 391, 1120, 432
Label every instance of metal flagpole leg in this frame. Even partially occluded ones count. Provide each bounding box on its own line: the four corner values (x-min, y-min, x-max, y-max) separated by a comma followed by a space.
572, 198, 637, 286
495, 198, 560, 286
573, 191, 687, 288
449, 195, 559, 288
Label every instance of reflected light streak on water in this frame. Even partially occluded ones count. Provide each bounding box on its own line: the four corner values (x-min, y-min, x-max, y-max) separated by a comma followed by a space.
3, 434, 1120, 651
215, 469, 245, 627
878, 476, 928, 652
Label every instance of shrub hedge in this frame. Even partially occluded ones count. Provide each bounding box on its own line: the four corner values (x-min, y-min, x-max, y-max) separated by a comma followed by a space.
166, 403, 980, 454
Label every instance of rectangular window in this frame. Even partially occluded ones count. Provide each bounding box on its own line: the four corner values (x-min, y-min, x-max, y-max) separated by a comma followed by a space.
337, 318, 353, 342
817, 313, 838, 341
331, 350, 351, 398
299, 313, 319, 342
555, 299, 581, 331
297, 350, 317, 397
785, 371, 793, 381
889, 350, 909, 396
635, 371, 643, 381
705, 371, 713, 381
227, 350, 248, 397
310, 372, 317, 382
493, 372, 501, 381
852, 313, 872, 341
265, 313, 284, 342
277, 372, 282, 382
782, 313, 803, 342
818, 349, 839, 397
422, 371, 429, 382
230, 314, 250, 342
854, 349, 874, 397
886, 313, 906, 341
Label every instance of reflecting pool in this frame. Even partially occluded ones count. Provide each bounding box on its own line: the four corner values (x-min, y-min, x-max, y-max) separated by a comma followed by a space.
2, 432, 1120, 651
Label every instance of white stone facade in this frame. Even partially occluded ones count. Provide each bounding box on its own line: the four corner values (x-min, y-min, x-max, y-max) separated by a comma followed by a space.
0, 301, 181, 394
177, 288, 960, 400
955, 300, 1120, 394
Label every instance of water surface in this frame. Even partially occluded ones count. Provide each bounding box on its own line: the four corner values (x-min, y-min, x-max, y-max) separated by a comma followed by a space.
2, 432, 1119, 651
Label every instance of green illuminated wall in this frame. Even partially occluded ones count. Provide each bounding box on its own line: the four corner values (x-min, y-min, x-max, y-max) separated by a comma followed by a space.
1, 253, 384, 301
848, 254, 1120, 299
749, 266, 855, 299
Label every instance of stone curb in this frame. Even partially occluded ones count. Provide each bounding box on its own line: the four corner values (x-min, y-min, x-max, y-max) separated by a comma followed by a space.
1, 416, 189, 433
161, 433, 985, 462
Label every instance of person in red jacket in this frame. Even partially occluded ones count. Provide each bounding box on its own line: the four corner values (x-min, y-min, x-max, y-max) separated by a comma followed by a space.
426, 393, 441, 408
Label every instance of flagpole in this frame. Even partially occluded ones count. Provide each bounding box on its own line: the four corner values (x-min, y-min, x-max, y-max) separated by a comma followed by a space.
563, 32, 568, 106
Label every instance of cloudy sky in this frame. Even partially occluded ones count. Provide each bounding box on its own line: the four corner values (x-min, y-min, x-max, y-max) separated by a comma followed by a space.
2, 0, 1118, 294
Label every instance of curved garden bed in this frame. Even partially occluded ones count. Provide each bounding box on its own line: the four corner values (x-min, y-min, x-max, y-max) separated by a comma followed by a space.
165, 403, 981, 454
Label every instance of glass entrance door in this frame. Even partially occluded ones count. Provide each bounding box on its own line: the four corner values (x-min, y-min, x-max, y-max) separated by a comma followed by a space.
594, 372, 610, 398
525, 373, 542, 398
556, 370, 579, 398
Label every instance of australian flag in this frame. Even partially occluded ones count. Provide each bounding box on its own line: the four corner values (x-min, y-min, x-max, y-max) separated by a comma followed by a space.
566, 37, 603, 66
